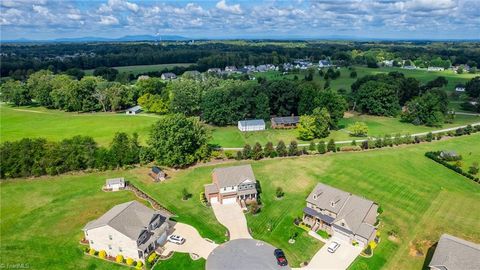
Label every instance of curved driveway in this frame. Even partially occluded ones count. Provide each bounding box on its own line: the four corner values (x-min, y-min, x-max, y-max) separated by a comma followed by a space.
211, 203, 252, 240
162, 222, 218, 259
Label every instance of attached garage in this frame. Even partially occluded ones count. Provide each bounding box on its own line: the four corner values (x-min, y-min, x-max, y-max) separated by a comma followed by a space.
156, 231, 168, 245
210, 196, 219, 204
333, 225, 352, 243
222, 197, 237, 204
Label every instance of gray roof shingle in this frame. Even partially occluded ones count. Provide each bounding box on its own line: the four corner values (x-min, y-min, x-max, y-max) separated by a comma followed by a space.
213, 165, 256, 188
83, 201, 167, 241
429, 234, 480, 270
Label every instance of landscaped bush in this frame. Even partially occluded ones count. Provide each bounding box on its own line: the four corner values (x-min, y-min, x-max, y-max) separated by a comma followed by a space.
98, 250, 106, 259
116, 255, 124, 263
275, 187, 285, 198
316, 229, 331, 239
89, 248, 96, 256
135, 261, 143, 269
248, 201, 260, 214
340, 145, 362, 152
297, 222, 310, 232
147, 252, 157, 263
200, 192, 208, 206
126, 258, 134, 266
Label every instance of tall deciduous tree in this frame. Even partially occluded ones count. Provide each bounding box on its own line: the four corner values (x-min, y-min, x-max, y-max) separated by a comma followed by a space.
355, 81, 400, 116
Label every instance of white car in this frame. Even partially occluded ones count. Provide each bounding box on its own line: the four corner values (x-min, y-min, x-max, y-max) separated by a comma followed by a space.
327, 241, 340, 253
167, 234, 185, 245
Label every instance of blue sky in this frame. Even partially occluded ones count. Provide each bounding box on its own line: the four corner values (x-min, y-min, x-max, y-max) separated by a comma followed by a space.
1, 0, 479, 40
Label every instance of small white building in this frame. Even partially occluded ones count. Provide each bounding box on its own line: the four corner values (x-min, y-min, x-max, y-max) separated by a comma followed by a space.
238, 119, 266, 132
427, 66, 445, 72
161, 72, 177, 80
126, 105, 142, 115
105, 178, 126, 191
455, 86, 466, 92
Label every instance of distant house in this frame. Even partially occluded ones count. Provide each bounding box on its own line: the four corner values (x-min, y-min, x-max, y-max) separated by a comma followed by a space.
83, 201, 170, 262
455, 86, 466, 92
207, 68, 222, 74
256, 65, 268, 72
403, 65, 417, 70
381, 60, 394, 67
238, 119, 266, 132
439, 150, 460, 160
318, 60, 333, 68
302, 183, 379, 246
271, 116, 300, 129
105, 177, 126, 191
161, 72, 177, 80
204, 165, 257, 205
149, 166, 166, 182
137, 75, 150, 81
225, 66, 237, 72
126, 105, 142, 115
428, 67, 445, 72
429, 234, 480, 270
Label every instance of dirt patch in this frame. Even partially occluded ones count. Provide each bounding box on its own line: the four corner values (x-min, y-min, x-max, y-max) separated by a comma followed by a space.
343, 111, 356, 118
409, 239, 434, 257
388, 235, 399, 243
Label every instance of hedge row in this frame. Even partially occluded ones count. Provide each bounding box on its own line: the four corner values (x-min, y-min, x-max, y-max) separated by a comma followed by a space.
425, 151, 480, 183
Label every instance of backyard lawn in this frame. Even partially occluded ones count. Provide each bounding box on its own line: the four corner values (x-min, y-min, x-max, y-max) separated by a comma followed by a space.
83, 63, 194, 76
3, 134, 478, 269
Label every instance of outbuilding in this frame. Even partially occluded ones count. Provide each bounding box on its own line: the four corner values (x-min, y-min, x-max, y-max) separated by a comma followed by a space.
238, 119, 266, 132
271, 116, 300, 129
126, 105, 142, 115
105, 177, 126, 191
149, 166, 166, 182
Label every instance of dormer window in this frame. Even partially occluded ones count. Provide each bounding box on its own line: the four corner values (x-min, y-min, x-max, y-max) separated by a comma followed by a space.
313, 194, 317, 200
330, 201, 335, 207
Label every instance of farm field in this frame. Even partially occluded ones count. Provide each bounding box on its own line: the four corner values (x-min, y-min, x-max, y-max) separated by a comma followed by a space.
83, 63, 194, 76
2, 104, 479, 148
2, 134, 479, 269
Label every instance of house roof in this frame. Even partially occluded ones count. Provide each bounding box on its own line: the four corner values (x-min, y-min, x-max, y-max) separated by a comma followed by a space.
303, 207, 335, 224
152, 166, 163, 174
306, 183, 378, 239
429, 234, 480, 270
238, 119, 265, 127
271, 116, 300, 125
126, 105, 142, 112
106, 177, 125, 185
83, 201, 167, 241
204, 183, 219, 194
161, 72, 176, 78
212, 165, 256, 188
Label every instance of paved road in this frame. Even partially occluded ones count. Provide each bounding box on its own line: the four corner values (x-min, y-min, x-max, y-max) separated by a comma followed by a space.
222, 122, 480, 151
161, 222, 218, 259
211, 203, 252, 240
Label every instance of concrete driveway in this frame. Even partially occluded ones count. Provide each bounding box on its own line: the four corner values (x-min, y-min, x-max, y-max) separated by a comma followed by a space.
211, 203, 252, 240
161, 222, 218, 259
301, 237, 362, 270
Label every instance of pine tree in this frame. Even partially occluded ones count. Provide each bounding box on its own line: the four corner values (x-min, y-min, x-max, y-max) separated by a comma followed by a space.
242, 144, 252, 159
327, 139, 336, 152
317, 141, 326, 154
252, 142, 263, 160
276, 140, 287, 157
288, 141, 299, 156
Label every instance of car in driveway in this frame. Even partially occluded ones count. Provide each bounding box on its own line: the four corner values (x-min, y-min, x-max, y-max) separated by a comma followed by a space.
274, 249, 288, 266
167, 234, 185, 245
327, 241, 340, 253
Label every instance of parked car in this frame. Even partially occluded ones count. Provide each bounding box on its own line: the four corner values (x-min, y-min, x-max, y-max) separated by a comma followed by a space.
167, 234, 185, 245
274, 249, 288, 266
327, 241, 340, 253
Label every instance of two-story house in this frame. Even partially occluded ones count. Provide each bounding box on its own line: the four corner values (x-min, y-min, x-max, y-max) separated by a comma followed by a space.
204, 165, 257, 205
303, 183, 378, 246
83, 201, 170, 261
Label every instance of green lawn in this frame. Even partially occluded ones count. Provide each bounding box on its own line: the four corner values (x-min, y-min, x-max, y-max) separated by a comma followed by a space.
84, 63, 194, 76
210, 114, 480, 148
1, 135, 479, 269
0, 104, 159, 146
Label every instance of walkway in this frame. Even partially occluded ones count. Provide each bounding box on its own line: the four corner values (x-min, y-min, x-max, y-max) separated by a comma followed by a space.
211, 203, 252, 240
161, 222, 218, 259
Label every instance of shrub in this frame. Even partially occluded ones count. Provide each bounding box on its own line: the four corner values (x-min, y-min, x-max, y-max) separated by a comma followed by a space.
248, 201, 260, 214
340, 145, 361, 152
469, 162, 479, 175
200, 192, 208, 206
363, 245, 372, 255
83, 246, 90, 253
235, 151, 243, 160
182, 188, 192, 200
147, 252, 157, 263
426, 132, 433, 142
316, 229, 331, 239
126, 258, 134, 266
317, 141, 326, 154
348, 122, 368, 137
224, 150, 235, 159
89, 248, 96, 256
116, 255, 124, 263
327, 139, 336, 152
275, 187, 285, 198
309, 141, 316, 151
98, 250, 106, 259
136, 261, 143, 269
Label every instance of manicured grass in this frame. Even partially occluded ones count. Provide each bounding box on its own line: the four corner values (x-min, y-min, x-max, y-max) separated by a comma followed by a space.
83, 63, 194, 76
0, 104, 159, 146
1, 135, 479, 269
210, 114, 480, 148
153, 253, 205, 270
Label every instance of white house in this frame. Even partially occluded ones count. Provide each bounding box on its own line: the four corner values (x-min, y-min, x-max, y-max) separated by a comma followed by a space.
318, 60, 333, 68
428, 67, 445, 72
160, 73, 177, 80
455, 86, 466, 92
126, 106, 142, 115
238, 119, 266, 132
83, 201, 170, 262
105, 178, 126, 191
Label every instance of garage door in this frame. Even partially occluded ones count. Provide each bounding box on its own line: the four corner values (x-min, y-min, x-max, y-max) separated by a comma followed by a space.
222, 197, 237, 204
333, 228, 351, 243
157, 231, 167, 245
210, 196, 218, 204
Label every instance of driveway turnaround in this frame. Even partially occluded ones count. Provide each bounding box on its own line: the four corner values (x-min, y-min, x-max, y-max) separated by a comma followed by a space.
302, 237, 362, 270
207, 239, 291, 270
211, 203, 252, 240
162, 222, 218, 259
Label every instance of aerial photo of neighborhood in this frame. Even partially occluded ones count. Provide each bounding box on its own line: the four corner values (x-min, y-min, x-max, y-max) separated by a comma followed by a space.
1, 1, 480, 270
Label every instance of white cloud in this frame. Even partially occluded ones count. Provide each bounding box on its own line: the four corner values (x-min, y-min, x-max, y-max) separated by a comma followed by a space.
99, 15, 119, 25
32, 5, 50, 16
216, 0, 243, 15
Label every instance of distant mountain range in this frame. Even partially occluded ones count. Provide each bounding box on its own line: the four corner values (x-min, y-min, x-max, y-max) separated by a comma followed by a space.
2, 35, 190, 43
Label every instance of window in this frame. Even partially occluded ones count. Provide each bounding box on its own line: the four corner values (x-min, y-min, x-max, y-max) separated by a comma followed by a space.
108, 245, 112, 250
119, 247, 123, 252
90, 240, 94, 244
109, 235, 113, 240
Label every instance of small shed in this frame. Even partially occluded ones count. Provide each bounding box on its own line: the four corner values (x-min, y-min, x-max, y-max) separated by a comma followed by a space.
271, 116, 300, 129
149, 166, 166, 182
126, 105, 142, 115
105, 177, 126, 191
238, 119, 266, 132
161, 72, 177, 80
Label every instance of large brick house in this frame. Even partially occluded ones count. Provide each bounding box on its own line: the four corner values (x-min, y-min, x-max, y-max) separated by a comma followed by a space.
303, 183, 378, 246
204, 165, 258, 205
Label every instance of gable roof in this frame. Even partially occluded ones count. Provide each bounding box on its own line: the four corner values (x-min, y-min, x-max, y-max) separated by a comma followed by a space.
83, 201, 167, 241
429, 234, 480, 270
152, 166, 163, 174
271, 116, 300, 125
238, 119, 265, 127
213, 164, 256, 188
306, 183, 350, 214
106, 177, 125, 186
126, 105, 142, 112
